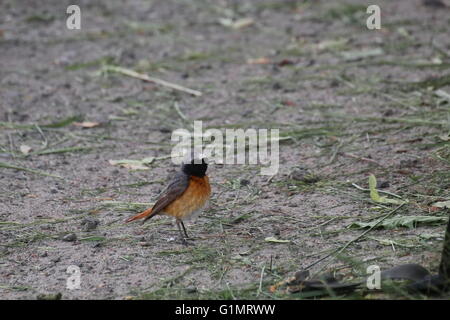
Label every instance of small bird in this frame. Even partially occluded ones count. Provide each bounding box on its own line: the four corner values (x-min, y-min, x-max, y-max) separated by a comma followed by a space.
125, 158, 211, 245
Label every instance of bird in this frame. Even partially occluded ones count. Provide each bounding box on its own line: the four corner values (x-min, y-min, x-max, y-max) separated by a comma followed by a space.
125, 158, 211, 245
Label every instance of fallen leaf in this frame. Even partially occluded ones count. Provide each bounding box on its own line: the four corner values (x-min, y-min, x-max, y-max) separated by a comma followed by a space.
20, 145, 32, 155
315, 38, 349, 51
232, 17, 254, 29
220, 17, 254, 29
264, 236, 290, 243
434, 89, 450, 102
74, 121, 100, 128
368, 174, 381, 202
367, 237, 416, 248
277, 59, 295, 67
419, 233, 443, 240
432, 200, 450, 209
368, 174, 407, 205
349, 216, 447, 229
431, 56, 443, 65
247, 57, 271, 65
281, 100, 296, 107
429, 206, 441, 212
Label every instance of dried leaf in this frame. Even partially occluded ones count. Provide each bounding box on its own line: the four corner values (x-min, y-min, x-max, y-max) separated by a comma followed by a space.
277, 59, 295, 67
367, 237, 416, 248
218, 18, 233, 27
368, 174, 407, 205
20, 145, 32, 155
349, 216, 447, 229
420, 233, 443, 240
231, 18, 254, 29
281, 100, 296, 107
264, 236, 290, 243
368, 174, 381, 202
432, 200, 450, 208
434, 89, 450, 102
74, 121, 100, 128
220, 17, 254, 29
247, 57, 271, 65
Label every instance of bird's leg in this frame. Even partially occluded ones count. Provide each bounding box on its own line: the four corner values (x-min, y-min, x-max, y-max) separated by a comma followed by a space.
180, 220, 190, 239
176, 219, 190, 246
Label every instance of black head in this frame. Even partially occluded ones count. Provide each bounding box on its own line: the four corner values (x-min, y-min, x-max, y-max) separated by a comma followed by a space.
182, 158, 208, 177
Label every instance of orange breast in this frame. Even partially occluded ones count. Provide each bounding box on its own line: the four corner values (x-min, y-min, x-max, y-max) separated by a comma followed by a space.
163, 176, 211, 219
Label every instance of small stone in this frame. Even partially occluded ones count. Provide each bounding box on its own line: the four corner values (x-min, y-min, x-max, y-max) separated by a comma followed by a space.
139, 242, 152, 247
289, 167, 319, 184
272, 82, 282, 90
81, 217, 100, 232
51, 257, 61, 263
185, 287, 197, 294
240, 179, 250, 186
37, 293, 62, 300
383, 109, 394, 117
376, 181, 390, 189
62, 233, 77, 242
400, 159, 419, 167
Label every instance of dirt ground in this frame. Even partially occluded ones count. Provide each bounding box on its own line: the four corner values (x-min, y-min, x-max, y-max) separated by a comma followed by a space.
1, 0, 450, 300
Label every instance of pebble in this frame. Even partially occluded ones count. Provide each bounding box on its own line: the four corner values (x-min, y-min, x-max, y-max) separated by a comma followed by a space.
81, 217, 100, 232
62, 233, 77, 242
51, 257, 61, 263
289, 167, 319, 183
240, 179, 250, 186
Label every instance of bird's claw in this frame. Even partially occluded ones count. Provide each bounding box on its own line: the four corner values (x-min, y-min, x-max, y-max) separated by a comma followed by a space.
181, 237, 194, 246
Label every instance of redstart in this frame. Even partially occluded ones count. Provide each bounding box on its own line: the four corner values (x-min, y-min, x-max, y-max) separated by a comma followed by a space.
125, 158, 211, 245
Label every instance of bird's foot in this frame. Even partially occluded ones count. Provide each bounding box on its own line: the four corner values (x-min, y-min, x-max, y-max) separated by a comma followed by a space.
181, 237, 194, 246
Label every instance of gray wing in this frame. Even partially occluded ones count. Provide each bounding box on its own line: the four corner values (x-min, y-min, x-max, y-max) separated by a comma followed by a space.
143, 172, 189, 222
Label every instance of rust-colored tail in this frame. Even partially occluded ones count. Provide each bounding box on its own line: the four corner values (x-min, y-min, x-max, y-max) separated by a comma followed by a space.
125, 207, 153, 223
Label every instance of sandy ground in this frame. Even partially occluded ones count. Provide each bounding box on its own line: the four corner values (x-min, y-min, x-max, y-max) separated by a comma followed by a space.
1, 0, 450, 299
